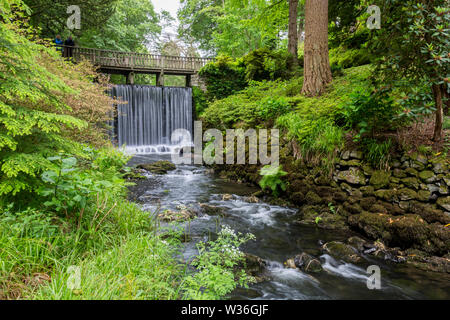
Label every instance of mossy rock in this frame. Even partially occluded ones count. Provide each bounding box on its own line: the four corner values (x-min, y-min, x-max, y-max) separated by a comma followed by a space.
322, 241, 361, 264
137, 160, 176, 174
418, 170, 437, 183
401, 177, 420, 189
158, 207, 196, 222
397, 188, 417, 201
294, 253, 323, 273
305, 191, 322, 205
336, 168, 366, 185
360, 185, 375, 196
436, 196, 450, 211
405, 168, 419, 177
393, 168, 407, 178
369, 170, 391, 189
374, 189, 397, 202
417, 190, 431, 202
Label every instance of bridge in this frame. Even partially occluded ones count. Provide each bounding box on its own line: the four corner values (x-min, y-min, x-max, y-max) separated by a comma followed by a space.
62, 45, 214, 86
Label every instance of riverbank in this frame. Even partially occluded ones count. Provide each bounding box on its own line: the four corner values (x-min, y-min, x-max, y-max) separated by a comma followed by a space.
125, 154, 450, 299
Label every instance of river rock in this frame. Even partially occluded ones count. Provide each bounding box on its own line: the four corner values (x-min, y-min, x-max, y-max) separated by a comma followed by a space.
137, 160, 176, 174
293, 253, 323, 273
322, 241, 361, 263
157, 207, 196, 222
199, 203, 224, 216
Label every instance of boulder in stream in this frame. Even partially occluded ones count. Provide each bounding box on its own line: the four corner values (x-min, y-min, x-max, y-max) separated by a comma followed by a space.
137, 160, 176, 174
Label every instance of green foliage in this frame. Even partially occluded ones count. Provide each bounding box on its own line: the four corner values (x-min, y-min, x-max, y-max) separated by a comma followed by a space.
183, 225, 255, 300
329, 47, 371, 70
257, 96, 292, 121
361, 138, 392, 169
243, 48, 295, 81
0, 3, 87, 198
198, 56, 247, 101
338, 87, 400, 140
370, 0, 449, 138
192, 86, 208, 116
259, 165, 288, 197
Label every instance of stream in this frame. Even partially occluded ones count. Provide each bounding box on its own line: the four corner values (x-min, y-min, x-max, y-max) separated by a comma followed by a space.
128, 154, 450, 300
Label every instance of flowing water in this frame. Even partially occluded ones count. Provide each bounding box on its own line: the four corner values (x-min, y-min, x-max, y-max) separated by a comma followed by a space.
113, 84, 449, 299
128, 154, 450, 300
110, 85, 193, 153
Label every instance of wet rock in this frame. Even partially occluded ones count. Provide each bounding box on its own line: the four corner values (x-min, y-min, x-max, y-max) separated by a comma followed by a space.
137, 160, 176, 174
285, 258, 296, 269
243, 195, 260, 203
322, 241, 361, 264
222, 194, 233, 201
199, 203, 224, 216
347, 236, 367, 252
157, 206, 196, 222
406, 249, 450, 273
336, 168, 366, 185
241, 253, 268, 282
369, 170, 391, 189
293, 253, 323, 273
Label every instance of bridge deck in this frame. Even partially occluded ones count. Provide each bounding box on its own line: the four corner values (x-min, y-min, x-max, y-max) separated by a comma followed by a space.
64, 46, 214, 76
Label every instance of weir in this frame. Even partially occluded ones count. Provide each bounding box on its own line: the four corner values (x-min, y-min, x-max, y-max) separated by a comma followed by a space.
110, 85, 193, 153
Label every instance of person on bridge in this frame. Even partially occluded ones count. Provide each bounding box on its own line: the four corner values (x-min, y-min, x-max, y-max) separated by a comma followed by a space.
63, 36, 75, 59
53, 35, 63, 54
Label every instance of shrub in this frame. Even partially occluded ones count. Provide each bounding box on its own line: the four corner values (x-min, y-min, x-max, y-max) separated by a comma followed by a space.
192, 86, 208, 116
198, 56, 247, 101
257, 96, 292, 121
338, 87, 400, 140
242, 48, 295, 81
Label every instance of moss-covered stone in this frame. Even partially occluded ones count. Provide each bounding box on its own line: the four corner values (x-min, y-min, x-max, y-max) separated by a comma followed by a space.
137, 160, 176, 174
323, 241, 361, 263
369, 170, 391, 189
393, 168, 407, 178
397, 188, 417, 201
418, 170, 436, 183
336, 168, 366, 185
436, 196, 450, 211
360, 185, 375, 196
305, 191, 322, 205
405, 168, 419, 177
374, 189, 397, 202
401, 177, 420, 189
417, 190, 431, 202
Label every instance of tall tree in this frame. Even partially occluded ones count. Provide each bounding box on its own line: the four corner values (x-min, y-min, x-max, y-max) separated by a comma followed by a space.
301, 0, 332, 96
288, 0, 299, 62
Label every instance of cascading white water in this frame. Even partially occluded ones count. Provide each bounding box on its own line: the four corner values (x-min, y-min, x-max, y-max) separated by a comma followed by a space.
110, 85, 193, 154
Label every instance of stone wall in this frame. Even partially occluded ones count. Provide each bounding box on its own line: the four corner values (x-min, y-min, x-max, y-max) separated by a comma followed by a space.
286, 149, 450, 258
213, 147, 450, 262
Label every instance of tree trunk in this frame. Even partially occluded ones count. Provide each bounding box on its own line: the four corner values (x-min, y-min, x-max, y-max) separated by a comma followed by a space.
432, 83, 444, 142
288, 0, 299, 63
301, 0, 332, 97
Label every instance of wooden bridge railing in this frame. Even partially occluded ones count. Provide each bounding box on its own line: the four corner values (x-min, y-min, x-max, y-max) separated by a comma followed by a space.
61, 45, 214, 73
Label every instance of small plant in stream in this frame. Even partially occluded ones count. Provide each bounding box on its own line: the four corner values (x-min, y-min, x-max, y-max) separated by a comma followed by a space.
259, 165, 288, 197
182, 225, 256, 300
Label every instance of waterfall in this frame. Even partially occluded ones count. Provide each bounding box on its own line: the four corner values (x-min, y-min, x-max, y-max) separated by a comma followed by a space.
110, 85, 193, 154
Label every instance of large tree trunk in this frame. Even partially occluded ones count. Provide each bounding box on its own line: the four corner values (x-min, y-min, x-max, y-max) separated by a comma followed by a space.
288, 0, 299, 63
432, 84, 444, 142
301, 0, 332, 97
